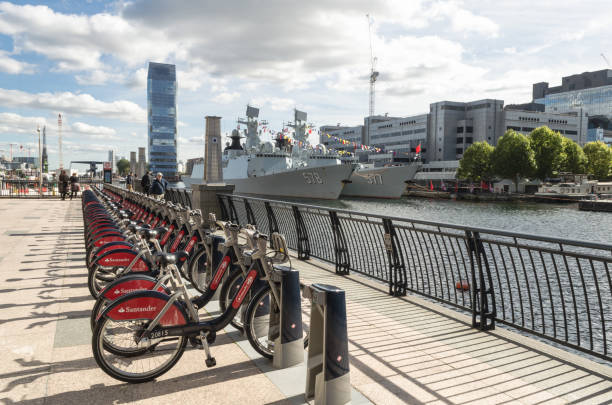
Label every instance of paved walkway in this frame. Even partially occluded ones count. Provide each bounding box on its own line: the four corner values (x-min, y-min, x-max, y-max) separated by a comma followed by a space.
0, 199, 610, 404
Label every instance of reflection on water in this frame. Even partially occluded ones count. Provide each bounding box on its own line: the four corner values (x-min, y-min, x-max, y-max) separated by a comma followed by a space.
274, 196, 612, 244
174, 181, 611, 244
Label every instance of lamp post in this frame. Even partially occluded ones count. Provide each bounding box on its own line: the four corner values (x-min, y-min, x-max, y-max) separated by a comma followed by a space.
37, 126, 42, 196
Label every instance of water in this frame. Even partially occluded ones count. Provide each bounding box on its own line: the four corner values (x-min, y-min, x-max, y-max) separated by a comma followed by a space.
271, 196, 612, 245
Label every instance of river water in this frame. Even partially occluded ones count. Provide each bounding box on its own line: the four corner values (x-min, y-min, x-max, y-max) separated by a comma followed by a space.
272, 196, 612, 245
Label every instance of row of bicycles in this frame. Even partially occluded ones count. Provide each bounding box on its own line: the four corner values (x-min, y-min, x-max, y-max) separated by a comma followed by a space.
82, 186, 308, 383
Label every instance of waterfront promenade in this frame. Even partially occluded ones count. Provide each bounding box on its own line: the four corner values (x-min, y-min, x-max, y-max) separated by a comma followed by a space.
0, 199, 611, 404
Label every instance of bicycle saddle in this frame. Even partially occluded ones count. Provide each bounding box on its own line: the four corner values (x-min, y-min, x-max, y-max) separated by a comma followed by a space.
154, 252, 176, 266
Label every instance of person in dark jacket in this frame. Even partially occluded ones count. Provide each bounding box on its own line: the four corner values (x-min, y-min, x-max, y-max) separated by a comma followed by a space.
69, 173, 79, 200
141, 171, 151, 195
126, 172, 134, 192
150, 172, 168, 199
58, 170, 69, 200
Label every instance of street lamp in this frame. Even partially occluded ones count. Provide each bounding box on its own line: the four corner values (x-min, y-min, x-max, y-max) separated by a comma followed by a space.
37, 126, 42, 196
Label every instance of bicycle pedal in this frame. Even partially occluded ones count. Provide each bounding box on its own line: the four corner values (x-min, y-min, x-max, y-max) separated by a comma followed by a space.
205, 357, 216, 367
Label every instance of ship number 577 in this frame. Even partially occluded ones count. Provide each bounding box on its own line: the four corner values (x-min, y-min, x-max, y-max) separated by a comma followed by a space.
303, 172, 323, 184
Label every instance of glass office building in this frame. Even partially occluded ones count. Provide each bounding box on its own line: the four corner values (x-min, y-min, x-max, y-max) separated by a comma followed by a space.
543, 85, 612, 117
147, 62, 177, 179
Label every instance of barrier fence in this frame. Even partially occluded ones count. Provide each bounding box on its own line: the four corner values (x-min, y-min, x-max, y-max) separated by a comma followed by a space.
0, 178, 104, 198
218, 193, 612, 362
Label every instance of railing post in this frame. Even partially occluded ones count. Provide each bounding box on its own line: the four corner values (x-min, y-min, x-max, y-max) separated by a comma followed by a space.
217, 195, 229, 220
265, 201, 279, 236
244, 199, 257, 226
292, 205, 310, 260
329, 211, 350, 275
382, 218, 407, 296
184, 190, 192, 209
465, 230, 496, 331
227, 197, 240, 225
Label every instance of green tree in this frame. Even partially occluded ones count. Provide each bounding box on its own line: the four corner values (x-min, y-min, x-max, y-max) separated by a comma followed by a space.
457, 141, 494, 181
529, 126, 565, 179
560, 138, 587, 174
491, 130, 536, 190
116, 158, 130, 176
583, 141, 612, 179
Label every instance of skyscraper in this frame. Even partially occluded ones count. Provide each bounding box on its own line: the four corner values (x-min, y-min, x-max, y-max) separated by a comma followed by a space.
147, 62, 177, 179
42, 125, 48, 173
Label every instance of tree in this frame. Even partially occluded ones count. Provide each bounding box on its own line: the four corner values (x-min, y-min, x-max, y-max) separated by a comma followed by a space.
529, 126, 565, 179
116, 158, 130, 176
560, 138, 587, 174
583, 141, 612, 179
457, 141, 494, 181
491, 130, 536, 190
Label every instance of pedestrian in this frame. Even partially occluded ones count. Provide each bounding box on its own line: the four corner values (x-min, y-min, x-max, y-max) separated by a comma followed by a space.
141, 171, 151, 195
69, 172, 80, 200
150, 172, 168, 199
58, 170, 69, 200
126, 171, 134, 192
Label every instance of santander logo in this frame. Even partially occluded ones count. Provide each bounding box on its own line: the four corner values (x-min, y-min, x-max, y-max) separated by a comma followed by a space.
117, 305, 157, 313
210, 256, 230, 289
103, 257, 130, 264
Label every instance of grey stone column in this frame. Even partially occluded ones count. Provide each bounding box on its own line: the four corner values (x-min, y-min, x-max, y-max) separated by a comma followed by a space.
190, 183, 235, 218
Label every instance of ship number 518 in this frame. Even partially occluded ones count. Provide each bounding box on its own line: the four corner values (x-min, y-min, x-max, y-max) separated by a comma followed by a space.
303, 172, 323, 184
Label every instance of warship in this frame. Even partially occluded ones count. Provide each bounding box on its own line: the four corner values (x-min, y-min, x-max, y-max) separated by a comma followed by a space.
184, 106, 354, 199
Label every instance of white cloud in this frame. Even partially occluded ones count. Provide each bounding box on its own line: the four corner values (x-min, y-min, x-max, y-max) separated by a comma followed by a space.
251, 96, 294, 112
69, 122, 118, 139
75, 70, 125, 86
212, 91, 240, 104
0, 50, 34, 74
0, 88, 146, 123
0, 112, 46, 135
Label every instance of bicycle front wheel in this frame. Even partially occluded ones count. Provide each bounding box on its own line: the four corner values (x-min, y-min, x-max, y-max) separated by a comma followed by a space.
92, 317, 186, 383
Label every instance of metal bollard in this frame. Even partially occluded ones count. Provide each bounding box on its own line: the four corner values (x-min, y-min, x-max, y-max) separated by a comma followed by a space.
304, 283, 350, 405
267, 265, 304, 368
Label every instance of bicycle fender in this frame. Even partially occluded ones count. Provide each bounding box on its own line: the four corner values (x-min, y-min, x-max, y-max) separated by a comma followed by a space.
98, 274, 169, 301
93, 241, 135, 259
94, 249, 151, 272
99, 290, 188, 327
91, 233, 125, 248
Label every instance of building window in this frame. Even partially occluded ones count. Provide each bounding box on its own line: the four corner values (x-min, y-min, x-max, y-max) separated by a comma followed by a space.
465, 137, 473, 143
456, 148, 463, 154
456, 138, 463, 144
466, 126, 473, 133
457, 127, 464, 133
522, 127, 535, 132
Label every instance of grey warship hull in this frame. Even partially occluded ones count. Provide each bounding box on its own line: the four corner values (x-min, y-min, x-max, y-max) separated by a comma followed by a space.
341, 163, 420, 199
185, 164, 354, 200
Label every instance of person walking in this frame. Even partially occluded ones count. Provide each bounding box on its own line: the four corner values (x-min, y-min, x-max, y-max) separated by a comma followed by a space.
150, 172, 168, 199
69, 172, 80, 200
126, 171, 134, 192
141, 171, 151, 195
58, 170, 69, 200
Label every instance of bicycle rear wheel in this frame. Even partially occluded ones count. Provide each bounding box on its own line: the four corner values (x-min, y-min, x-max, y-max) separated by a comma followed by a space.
244, 286, 311, 359
219, 267, 246, 331
92, 317, 186, 383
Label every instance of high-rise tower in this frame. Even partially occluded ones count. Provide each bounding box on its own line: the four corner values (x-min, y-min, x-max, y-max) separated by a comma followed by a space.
147, 62, 177, 179
42, 125, 48, 173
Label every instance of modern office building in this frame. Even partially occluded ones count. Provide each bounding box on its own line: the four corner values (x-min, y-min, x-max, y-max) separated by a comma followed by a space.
130, 151, 137, 174
137, 147, 146, 177
147, 62, 178, 179
532, 69, 612, 139
107, 150, 115, 173
504, 109, 588, 145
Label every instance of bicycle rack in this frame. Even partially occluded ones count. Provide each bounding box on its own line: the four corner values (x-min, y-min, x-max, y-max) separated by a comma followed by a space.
304, 283, 350, 405
293, 206, 310, 260
264, 265, 304, 368
466, 230, 496, 331
329, 212, 350, 275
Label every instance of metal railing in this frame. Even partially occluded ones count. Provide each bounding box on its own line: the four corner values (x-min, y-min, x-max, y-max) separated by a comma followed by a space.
165, 187, 193, 208
218, 193, 612, 362
0, 179, 104, 198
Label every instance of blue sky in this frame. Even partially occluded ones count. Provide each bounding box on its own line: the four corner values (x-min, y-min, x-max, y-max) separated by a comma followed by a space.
0, 0, 610, 169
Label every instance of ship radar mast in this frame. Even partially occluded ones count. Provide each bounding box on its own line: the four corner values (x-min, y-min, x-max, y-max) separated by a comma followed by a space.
237, 105, 267, 151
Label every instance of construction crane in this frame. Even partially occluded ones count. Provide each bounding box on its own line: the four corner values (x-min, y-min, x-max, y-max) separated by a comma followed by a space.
602, 53, 611, 68
366, 14, 379, 118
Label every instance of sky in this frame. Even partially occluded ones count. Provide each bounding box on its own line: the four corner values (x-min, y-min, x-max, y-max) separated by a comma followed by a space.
0, 0, 610, 169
